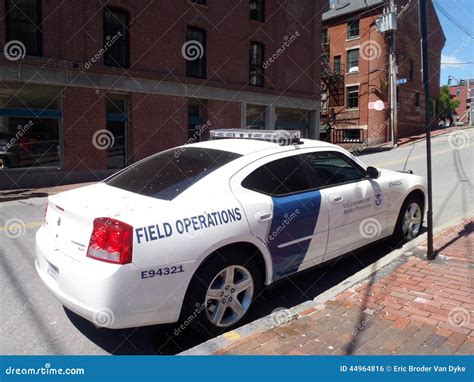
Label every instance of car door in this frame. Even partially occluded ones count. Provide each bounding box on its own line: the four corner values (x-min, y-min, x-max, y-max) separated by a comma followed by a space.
230, 152, 329, 281
300, 150, 389, 261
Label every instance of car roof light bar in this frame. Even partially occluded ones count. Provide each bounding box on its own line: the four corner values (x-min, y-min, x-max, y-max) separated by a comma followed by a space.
210, 129, 301, 145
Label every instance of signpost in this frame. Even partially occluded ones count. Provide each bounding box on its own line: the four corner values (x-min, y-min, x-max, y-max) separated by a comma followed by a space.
418, 0, 434, 260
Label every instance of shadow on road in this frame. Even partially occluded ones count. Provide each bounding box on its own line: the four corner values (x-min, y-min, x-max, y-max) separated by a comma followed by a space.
66, 236, 414, 355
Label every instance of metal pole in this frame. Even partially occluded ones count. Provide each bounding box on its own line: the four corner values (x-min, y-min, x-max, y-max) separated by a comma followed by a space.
418, 0, 434, 259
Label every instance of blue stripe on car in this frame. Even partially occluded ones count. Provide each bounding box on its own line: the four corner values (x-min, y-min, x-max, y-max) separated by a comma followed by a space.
267, 190, 321, 280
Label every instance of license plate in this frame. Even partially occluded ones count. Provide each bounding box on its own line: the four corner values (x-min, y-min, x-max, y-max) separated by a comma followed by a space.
47, 261, 59, 281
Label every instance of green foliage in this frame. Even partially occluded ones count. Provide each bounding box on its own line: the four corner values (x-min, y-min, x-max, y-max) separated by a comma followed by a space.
437, 85, 461, 119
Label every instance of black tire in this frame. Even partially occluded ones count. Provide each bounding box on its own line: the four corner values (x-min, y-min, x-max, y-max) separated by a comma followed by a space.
390, 194, 424, 248
179, 248, 262, 337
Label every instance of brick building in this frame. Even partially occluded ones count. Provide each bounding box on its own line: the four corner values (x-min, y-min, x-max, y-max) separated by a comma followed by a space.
0, 0, 327, 189
320, 0, 445, 148
448, 79, 474, 126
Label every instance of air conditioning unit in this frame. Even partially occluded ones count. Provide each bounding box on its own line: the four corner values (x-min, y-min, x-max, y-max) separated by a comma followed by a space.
349, 66, 359, 73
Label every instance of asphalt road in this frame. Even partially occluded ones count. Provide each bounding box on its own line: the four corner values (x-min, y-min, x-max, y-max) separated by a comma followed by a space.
0, 127, 472, 355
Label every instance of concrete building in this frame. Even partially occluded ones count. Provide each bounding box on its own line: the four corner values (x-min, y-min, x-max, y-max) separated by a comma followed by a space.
448, 79, 474, 126
0, 0, 327, 189
320, 0, 445, 149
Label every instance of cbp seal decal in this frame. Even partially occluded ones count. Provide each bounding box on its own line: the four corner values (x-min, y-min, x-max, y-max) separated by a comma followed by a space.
374, 193, 384, 209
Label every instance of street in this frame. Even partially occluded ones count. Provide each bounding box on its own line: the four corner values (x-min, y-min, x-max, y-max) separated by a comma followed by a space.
1, 128, 472, 355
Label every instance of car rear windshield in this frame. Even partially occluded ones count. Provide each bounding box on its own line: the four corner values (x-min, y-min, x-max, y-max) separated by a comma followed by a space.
105, 147, 242, 200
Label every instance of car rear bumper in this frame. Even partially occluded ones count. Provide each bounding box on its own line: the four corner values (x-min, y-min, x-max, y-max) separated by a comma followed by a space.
35, 226, 193, 329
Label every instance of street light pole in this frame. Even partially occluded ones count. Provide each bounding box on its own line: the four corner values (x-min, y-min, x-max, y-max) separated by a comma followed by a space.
418, 0, 434, 260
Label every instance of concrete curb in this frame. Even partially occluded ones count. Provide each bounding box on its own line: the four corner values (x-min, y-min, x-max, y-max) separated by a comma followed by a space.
180, 215, 471, 355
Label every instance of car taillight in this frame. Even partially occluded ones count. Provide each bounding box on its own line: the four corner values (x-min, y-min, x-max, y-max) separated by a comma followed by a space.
87, 218, 133, 264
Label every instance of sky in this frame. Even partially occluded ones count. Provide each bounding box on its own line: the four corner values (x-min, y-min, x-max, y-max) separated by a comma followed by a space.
434, 0, 474, 85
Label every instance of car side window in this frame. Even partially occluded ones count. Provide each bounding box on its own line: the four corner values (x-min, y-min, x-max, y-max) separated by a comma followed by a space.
242, 155, 311, 196
301, 151, 366, 188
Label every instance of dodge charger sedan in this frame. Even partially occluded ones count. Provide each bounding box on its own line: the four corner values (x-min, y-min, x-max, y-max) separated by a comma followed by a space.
36, 129, 426, 334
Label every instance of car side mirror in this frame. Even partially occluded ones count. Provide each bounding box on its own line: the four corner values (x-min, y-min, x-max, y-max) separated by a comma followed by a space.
367, 166, 380, 179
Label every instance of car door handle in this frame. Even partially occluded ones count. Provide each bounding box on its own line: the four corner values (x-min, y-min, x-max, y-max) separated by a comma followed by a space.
331, 195, 343, 204
255, 210, 273, 221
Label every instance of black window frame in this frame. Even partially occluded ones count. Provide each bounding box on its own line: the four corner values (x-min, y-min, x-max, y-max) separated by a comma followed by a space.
5, 0, 43, 56
347, 19, 360, 39
103, 6, 130, 68
346, 85, 359, 109
347, 48, 359, 72
249, 0, 265, 22
334, 55, 342, 74
249, 41, 265, 87
185, 26, 207, 79
191, 0, 207, 4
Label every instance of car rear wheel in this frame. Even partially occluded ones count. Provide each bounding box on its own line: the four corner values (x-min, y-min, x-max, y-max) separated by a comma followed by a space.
391, 195, 424, 247
180, 249, 261, 336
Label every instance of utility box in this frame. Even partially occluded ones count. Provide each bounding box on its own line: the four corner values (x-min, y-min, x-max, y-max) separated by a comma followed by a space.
376, 12, 397, 33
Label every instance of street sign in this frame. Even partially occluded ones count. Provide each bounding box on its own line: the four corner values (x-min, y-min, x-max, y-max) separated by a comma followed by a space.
396, 78, 408, 85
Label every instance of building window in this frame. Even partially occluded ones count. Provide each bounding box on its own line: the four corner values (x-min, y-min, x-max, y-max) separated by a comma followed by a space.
321, 28, 328, 45
186, 27, 206, 79
246, 104, 266, 129
347, 48, 359, 72
0, 84, 61, 170
346, 86, 359, 109
249, 42, 264, 87
187, 99, 207, 141
250, 0, 265, 22
106, 96, 128, 169
275, 107, 310, 137
347, 19, 360, 39
415, 92, 420, 108
191, 0, 207, 4
334, 55, 342, 74
5, 0, 42, 56
104, 7, 130, 68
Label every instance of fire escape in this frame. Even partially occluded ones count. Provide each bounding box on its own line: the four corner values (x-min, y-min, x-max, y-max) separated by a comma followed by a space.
320, 36, 362, 144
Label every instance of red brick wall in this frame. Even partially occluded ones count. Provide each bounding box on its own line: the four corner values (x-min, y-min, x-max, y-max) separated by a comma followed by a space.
62, 87, 107, 171
0, 0, 325, 100
128, 93, 187, 163
323, 0, 444, 142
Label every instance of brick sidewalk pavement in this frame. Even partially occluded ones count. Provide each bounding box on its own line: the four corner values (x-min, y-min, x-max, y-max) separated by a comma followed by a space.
218, 218, 473, 355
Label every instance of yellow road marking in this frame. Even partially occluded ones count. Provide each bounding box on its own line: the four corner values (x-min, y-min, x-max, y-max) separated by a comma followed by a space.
0, 221, 43, 232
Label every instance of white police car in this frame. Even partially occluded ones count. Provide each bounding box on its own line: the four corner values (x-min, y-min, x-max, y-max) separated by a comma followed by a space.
36, 130, 426, 333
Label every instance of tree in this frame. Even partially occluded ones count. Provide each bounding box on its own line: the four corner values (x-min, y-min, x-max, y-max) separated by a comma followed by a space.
437, 85, 460, 120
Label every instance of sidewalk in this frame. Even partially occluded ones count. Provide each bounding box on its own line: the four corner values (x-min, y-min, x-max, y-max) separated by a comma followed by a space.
215, 218, 473, 355
0, 182, 95, 202
396, 124, 471, 147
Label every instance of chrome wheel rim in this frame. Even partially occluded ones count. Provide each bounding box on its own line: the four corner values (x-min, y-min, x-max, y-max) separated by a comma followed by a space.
205, 265, 254, 328
402, 202, 422, 240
